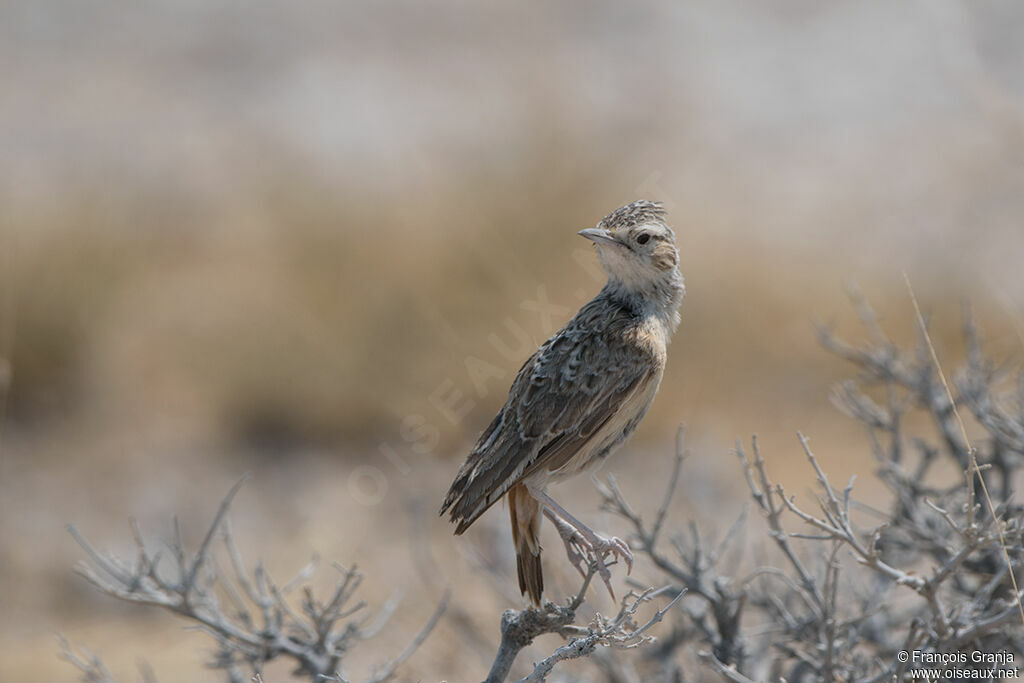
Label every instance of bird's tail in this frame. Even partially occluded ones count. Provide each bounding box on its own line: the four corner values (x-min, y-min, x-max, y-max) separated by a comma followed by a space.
508, 483, 543, 606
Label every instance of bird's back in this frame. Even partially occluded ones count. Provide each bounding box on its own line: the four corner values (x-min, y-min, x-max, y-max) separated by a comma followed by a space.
441, 291, 668, 534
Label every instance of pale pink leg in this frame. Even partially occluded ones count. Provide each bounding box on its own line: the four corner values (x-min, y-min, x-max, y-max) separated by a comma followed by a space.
532, 487, 633, 600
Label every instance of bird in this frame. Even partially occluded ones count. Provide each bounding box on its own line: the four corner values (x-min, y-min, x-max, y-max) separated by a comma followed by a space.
440, 200, 685, 605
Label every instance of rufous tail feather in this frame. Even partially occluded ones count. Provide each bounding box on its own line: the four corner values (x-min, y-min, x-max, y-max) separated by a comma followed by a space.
509, 483, 543, 605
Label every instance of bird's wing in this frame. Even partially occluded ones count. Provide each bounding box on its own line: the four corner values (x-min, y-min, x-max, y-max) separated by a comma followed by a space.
441, 307, 657, 533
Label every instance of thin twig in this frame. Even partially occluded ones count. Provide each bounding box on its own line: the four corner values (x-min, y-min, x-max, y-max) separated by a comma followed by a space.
904, 272, 1024, 624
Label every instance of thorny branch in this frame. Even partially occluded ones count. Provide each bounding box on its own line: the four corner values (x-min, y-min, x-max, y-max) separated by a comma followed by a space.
60, 294, 1024, 683
593, 296, 1023, 682
64, 478, 449, 683
516, 586, 684, 683
484, 562, 683, 683
599, 427, 749, 669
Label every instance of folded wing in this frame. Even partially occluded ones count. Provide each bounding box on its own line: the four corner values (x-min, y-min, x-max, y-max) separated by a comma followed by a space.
440, 307, 656, 534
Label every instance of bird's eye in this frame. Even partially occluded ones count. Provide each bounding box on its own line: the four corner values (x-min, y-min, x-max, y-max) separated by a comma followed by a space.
636, 233, 651, 245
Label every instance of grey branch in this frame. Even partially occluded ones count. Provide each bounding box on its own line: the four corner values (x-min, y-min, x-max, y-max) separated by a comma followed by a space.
64, 477, 447, 682
516, 587, 684, 683
484, 565, 681, 683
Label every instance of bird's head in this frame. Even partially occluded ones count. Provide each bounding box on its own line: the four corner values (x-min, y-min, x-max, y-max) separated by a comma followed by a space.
579, 200, 680, 291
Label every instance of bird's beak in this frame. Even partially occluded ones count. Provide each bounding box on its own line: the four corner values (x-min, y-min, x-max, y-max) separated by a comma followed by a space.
578, 227, 621, 247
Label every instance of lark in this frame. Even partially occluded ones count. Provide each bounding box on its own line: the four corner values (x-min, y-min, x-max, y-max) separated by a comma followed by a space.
440, 200, 685, 605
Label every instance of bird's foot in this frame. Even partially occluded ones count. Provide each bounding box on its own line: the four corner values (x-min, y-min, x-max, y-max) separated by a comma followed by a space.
547, 512, 633, 600
548, 513, 590, 578
590, 534, 634, 575
586, 533, 633, 600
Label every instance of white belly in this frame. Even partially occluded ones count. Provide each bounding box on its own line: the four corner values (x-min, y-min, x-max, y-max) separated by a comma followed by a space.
543, 364, 664, 484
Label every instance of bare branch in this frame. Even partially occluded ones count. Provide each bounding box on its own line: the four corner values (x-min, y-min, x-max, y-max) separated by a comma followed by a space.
65, 479, 446, 682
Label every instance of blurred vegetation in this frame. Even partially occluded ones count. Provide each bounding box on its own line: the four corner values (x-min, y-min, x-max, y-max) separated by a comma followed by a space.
3, 163, 1018, 454
3, 133, 642, 448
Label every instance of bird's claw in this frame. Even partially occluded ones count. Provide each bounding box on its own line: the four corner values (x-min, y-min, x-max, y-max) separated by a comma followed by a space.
551, 517, 591, 579
588, 534, 633, 600
552, 519, 633, 600
603, 535, 634, 575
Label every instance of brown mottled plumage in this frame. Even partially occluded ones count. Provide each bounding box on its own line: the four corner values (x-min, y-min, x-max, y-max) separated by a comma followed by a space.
440, 200, 685, 604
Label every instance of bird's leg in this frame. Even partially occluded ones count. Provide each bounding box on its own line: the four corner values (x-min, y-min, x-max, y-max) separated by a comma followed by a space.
531, 487, 633, 599
542, 507, 589, 578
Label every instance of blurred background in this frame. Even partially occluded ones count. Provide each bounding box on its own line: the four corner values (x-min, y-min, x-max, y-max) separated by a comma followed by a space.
2, 1, 1024, 680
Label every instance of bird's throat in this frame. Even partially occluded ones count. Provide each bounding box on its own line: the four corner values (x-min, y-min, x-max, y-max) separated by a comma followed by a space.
602, 270, 685, 333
